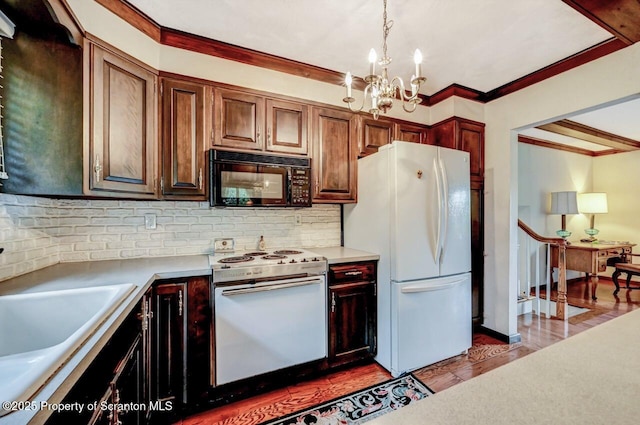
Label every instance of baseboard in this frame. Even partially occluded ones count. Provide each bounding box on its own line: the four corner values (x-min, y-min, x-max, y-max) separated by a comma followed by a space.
478, 325, 521, 344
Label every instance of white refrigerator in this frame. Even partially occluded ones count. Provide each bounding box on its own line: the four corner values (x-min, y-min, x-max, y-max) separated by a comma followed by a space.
344, 141, 472, 377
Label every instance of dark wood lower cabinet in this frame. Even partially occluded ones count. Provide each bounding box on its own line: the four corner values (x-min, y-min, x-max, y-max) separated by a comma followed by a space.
149, 276, 211, 423
151, 283, 186, 410
328, 261, 377, 367
45, 301, 145, 425
45, 276, 211, 425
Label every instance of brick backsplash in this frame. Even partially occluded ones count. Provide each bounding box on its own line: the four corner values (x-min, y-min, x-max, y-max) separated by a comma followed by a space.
0, 194, 341, 282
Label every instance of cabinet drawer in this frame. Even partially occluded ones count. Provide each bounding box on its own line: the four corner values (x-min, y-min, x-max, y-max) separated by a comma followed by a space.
597, 259, 608, 272
329, 263, 375, 283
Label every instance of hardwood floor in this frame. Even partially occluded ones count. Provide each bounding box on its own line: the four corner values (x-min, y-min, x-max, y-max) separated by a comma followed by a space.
176, 277, 640, 425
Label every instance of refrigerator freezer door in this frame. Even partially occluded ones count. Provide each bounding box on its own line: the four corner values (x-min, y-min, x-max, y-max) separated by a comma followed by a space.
438, 147, 471, 276
390, 142, 440, 282
391, 273, 472, 377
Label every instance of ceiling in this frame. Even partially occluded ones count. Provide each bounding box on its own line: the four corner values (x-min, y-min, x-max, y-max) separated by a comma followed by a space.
124, 0, 639, 154
127, 0, 613, 96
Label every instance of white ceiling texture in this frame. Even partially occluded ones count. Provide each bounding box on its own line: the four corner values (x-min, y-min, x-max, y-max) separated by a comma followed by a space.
127, 0, 638, 152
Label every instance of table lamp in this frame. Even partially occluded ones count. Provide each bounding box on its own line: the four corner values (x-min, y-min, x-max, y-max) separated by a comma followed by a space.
578, 192, 608, 242
550, 191, 578, 239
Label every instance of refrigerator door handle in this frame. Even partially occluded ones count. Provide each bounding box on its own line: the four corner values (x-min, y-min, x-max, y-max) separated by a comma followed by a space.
433, 157, 442, 265
400, 277, 467, 293
438, 156, 449, 263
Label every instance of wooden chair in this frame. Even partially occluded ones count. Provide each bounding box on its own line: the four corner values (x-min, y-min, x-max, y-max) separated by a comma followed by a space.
612, 254, 640, 295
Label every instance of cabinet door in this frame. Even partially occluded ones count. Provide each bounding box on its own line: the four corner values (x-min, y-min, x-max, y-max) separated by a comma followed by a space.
471, 188, 484, 324
358, 116, 394, 157
395, 122, 428, 144
458, 120, 485, 183
266, 99, 309, 155
161, 78, 208, 199
152, 283, 187, 406
185, 276, 211, 404
311, 107, 358, 203
110, 335, 145, 425
150, 277, 211, 413
85, 39, 158, 198
214, 88, 265, 150
329, 281, 376, 366
428, 118, 457, 149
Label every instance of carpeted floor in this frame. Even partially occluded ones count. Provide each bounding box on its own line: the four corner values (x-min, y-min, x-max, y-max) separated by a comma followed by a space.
367, 308, 640, 424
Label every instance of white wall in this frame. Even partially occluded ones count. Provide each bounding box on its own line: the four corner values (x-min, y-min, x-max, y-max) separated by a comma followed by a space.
484, 42, 640, 338
518, 143, 593, 239
517, 143, 593, 284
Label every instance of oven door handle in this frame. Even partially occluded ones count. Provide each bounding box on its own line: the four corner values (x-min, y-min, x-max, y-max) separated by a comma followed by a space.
220, 277, 323, 296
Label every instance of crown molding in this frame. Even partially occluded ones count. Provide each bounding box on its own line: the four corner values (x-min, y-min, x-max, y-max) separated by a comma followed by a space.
96, 0, 629, 107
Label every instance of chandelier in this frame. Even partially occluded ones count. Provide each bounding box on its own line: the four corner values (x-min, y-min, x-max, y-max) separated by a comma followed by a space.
343, 0, 425, 119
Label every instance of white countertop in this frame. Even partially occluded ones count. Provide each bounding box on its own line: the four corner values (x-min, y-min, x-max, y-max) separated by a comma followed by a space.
0, 248, 377, 424
0, 255, 211, 425
309, 246, 379, 264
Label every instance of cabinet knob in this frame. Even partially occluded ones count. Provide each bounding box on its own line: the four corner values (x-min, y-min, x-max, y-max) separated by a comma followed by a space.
198, 168, 203, 190
331, 292, 336, 313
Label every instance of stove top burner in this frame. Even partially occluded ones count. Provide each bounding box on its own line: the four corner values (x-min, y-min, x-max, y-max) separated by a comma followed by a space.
273, 249, 303, 255
244, 251, 268, 257
262, 254, 287, 260
218, 255, 255, 264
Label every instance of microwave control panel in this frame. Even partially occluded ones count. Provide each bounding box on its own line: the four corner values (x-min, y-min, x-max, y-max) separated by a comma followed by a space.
290, 168, 311, 206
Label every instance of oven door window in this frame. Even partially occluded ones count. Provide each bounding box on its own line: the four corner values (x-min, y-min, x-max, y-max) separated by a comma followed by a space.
217, 164, 287, 206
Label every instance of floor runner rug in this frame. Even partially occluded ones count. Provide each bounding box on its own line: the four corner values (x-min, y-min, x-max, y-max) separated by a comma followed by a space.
258, 373, 434, 425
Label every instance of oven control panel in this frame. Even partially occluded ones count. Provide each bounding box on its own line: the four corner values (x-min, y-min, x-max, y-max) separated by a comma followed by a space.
212, 261, 327, 283
290, 168, 311, 206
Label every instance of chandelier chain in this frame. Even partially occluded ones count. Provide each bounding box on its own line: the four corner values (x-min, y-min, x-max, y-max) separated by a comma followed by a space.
382, 0, 393, 60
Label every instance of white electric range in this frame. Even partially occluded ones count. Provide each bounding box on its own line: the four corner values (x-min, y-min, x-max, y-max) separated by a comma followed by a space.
209, 248, 328, 386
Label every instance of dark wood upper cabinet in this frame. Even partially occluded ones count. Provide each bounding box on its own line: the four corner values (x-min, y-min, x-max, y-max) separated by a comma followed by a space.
160, 77, 209, 199
311, 107, 358, 203
458, 120, 485, 184
429, 118, 457, 150
358, 116, 395, 157
265, 99, 309, 155
84, 36, 158, 198
213, 89, 309, 155
396, 122, 429, 145
213, 88, 265, 151
429, 117, 484, 184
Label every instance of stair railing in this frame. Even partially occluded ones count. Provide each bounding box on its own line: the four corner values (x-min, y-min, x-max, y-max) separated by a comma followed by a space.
517, 219, 569, 320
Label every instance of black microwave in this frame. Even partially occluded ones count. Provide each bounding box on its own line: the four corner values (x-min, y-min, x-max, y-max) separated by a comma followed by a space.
209, 150, 312, 207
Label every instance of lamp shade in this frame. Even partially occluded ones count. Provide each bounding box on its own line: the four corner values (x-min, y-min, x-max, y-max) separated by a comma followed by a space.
578, 192, 608, 214
550, 191, 578, 215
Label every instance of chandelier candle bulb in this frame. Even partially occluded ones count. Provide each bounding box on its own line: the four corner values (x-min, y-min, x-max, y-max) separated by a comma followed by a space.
345, 72, 353, 98
369, 48, 377, 76
414, 49, 423, 79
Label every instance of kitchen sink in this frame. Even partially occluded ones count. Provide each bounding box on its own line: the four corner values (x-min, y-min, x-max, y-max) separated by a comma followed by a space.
0, 283, 136, 416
